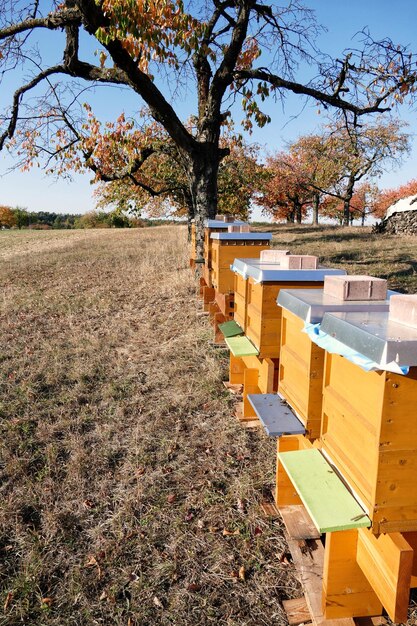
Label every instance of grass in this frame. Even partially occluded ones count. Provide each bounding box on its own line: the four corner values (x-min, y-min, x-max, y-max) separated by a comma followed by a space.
260, 223, 417, 293
2, 223, 417, 625
0, 227, 294, 626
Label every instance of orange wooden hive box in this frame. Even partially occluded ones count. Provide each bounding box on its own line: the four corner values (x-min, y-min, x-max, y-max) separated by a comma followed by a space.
202, 219, 248, 287
232, 262, 345, 359
276, 287, 395, 440
318, 309, 417, 535
210, 232, 272, 295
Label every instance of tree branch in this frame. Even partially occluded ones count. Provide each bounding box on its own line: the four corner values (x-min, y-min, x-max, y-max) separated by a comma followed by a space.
234, 68, 393, 115
0, 65, 67, 150
0, 8, 81, 40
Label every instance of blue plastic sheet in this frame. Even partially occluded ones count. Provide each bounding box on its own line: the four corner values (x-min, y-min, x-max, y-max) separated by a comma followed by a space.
303, 323, 410, 376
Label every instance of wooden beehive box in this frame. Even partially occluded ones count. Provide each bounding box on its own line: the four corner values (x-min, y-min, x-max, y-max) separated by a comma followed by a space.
319, 310, 417, 534
202, 220, 247, 287
243, 265, 346, 359
210, 232, 272, 294
277, 288, 395, 441
231, 258, 279, 332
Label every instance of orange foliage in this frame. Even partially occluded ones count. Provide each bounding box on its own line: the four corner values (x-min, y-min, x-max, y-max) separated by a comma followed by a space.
0, 205, 16, 228
372, 179, 417, 219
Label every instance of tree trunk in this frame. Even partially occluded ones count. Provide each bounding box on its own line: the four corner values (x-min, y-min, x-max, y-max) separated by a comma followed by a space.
188, 146, 220, 261
343, 174, 356, 226
313, 193, 320, 225
295, 200, 302, 224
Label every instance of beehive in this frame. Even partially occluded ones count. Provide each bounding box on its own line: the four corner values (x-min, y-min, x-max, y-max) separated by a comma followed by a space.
210, 232, 272, 295
202, 219, 247, 287
319, 310, 417, 534
276, 288, 395, 440
231, 258, 277, 332
241, 264, 346, 358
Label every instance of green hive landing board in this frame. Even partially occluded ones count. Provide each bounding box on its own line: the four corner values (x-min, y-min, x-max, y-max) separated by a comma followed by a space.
219, 320, 244, 338
225, 335, 259, 357
278, 449, 371, 533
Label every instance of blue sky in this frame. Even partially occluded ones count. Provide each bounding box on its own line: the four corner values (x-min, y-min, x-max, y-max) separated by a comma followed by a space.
1, 0, 416, 217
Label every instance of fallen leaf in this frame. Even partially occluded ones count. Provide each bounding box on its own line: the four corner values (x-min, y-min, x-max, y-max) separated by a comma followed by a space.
238, 566, 246, 581
153, 596, 164, 609
186, 583, 201, 592
99, 591, 107, 601
222, 528, 241, 536
84, 555, 102, 579
3, 591, 13, 612
254, 527, 263, 536
237, 498, 246, 513
208, 526, 219, 533
135, 467, 145, 476
41, 597, 53, 606
166, 494, 176, 504
184, 510, 195, 521
197, 519, 204, 529
83, 499, 95, 509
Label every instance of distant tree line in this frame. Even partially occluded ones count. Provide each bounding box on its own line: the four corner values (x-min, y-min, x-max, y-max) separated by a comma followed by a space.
0, 206, 180, 230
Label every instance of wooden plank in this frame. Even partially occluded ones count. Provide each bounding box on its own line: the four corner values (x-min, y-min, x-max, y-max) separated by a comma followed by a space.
285, 533, 354, 626
234, 402, 260, 428
225, 335, 259, 357
222, 381, 243, 394
356, 528, 413, 623
283, 597, 312, 625
260, 500, 280, 518
278, 449, 371, 533
323, 530, 383, 620
248, 393, 305, 437
280, 504, 321, 540
219, 320, 244, 338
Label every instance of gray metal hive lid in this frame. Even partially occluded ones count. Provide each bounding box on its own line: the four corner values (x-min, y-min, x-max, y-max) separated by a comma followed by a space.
240, 263, 346, 284
210, 232, 272, 241
231, 257, 280, 278
277, 288, 398, 324
205, 219, 247, 229
320, 310, 417, 366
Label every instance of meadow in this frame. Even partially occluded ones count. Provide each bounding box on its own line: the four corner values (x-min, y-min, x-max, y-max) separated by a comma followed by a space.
1, 224, 417, 625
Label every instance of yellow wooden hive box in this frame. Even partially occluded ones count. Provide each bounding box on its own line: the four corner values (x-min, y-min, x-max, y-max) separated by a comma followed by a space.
276, 289, 394, 441
231, 263, 345, 359
210, 232, 271, 295
319, 310, 417, 535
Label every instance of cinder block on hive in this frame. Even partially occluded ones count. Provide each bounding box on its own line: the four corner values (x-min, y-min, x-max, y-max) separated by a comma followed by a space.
228, 224, 241, 232
239, 225, 251, 233
279, 255, 318, 270
224, 215, 234, 223
260, 249, 289, 262
324, 275, 387, 301
215, 214, 224, 220
389, 294, 417, 328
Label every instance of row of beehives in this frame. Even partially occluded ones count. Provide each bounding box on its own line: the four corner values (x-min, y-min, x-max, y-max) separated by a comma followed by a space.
193, 217, 417, 624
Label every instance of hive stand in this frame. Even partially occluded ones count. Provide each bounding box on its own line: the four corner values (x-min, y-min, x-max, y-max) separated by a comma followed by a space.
276, 289, 395, 441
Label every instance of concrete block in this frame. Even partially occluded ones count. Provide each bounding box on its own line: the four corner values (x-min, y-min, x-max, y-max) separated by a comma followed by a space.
260, 249, 290, 262
324, 275, 387, 301
224, 215, 234, 223
228, 225, 241, 232
279, 255, 318, 270
389, 294, 417, 328
239, 225, 251, 233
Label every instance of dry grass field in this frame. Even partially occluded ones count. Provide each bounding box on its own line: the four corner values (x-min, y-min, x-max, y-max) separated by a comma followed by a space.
1, 223, 417, 626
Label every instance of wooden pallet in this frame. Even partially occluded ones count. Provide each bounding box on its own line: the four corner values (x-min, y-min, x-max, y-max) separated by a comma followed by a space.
278, 504, 385, 626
